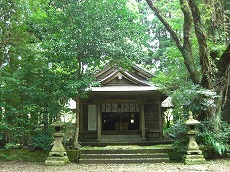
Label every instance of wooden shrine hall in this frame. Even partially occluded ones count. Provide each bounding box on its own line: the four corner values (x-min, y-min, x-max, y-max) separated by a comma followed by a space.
79, 65, 167, 144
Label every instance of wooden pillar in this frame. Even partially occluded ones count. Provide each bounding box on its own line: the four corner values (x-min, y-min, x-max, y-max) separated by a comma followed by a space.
97, 103, 102, 141
157, 101, 163, 139
79, 103, 83, 139
140, 102, 146, 140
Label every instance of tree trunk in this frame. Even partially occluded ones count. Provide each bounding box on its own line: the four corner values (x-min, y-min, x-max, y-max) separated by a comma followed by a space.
187, 0, 230, 131
187, 0, 213, 89
71, 97, 80, 149
180, 0, 201, 84
71, 54, 84, 149
145, 0, 201, 84
211, 43, 230, 130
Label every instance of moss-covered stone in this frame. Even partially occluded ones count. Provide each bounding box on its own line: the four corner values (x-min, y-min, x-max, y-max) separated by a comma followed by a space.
45, 156, 70, 166
183, 154, 206, 165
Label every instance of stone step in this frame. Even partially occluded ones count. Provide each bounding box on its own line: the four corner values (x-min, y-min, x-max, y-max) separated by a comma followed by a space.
80, 141, 172, 147
79, 147, 171, 164
80, 158, 170, 164
101, 134, 142, 143
81, 149, 168, 154
81, 153, 169, 159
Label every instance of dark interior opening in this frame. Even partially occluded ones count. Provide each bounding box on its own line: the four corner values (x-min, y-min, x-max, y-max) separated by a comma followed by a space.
102, 112, 139, 131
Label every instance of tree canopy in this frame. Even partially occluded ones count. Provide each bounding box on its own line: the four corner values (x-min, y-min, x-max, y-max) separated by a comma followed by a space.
0, 0, 150, 146
146, 0, 229, 123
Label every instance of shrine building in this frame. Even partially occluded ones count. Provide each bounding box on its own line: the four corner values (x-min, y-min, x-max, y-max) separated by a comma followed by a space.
79, 65, 167, 143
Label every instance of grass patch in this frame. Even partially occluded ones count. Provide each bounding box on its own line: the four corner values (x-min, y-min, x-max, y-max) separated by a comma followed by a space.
0, 149, 48, 162
0, 149, 80, 162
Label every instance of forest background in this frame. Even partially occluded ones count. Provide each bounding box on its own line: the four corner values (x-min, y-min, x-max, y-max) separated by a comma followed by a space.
0, 0, 229, 159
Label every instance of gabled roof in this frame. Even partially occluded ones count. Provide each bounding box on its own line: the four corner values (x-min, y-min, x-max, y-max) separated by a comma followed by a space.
99, 70, 150, 86
90, 65, 158, 92
95, 65, 154, 80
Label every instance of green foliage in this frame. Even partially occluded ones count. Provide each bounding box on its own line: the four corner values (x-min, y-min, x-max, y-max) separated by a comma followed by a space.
165, 119, 188, 161
3, 142, 21, 150
29, 130, 54, 151
0, 149, 49, 162
0, 0, 150, 147
44, 0, 149, 62
28, 0, 151, 100
0, 0, 60, 145
170, 85, 218, 116
154, 75, 221, 122
198, 120, 230, 157
166, 118, 230, 161
66, 150, 81, 162
146, 0, 230, 161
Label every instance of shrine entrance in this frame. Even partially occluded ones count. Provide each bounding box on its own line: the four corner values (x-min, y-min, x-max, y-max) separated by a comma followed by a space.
101, 102, 140, 134
102, 112, 139, 132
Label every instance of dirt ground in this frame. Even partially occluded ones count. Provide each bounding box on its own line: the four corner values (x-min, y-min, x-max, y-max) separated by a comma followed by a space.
0, 159, 230, 172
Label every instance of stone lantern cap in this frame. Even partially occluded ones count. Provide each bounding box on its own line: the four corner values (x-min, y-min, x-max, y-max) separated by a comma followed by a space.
185, 111, 200, 126
51, 120, 65, 127
51, 115, 65, 129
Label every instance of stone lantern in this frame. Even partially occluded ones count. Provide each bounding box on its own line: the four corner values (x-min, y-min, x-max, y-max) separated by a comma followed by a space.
184, 112, 206, 165
45, 115, 70, 166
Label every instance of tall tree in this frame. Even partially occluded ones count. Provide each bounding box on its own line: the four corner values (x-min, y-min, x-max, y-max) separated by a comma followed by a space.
0, 0, 33, 143
0, 0, 64, 144
146, 0, 230, 131
35, 0, 150, 148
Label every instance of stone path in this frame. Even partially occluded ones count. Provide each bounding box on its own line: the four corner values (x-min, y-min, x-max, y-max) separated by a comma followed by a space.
0, 159, 229, 172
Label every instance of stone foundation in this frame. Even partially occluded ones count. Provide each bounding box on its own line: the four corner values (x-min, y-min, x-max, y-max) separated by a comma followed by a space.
45, 156, 70, 166
184, 154, 206, 165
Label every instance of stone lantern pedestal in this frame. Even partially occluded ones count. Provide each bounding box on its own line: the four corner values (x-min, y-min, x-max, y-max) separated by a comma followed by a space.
45, 116, 70, 166
184, 112, 206, 165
